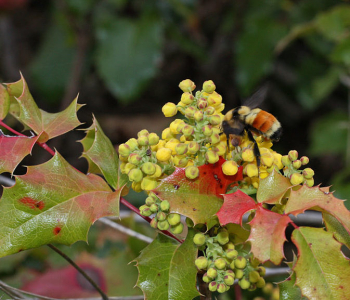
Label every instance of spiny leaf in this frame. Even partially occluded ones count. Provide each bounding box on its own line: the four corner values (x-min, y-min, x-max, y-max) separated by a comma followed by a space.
0, 84, 10, 120
257, 170, 292, 204
0, 152, 122, 258
153, 158, 243, 225
292, 227, 350, 299
134, 229, 199, 300
80, 116, 127, 190
216, 190, 256, 226
248, 205, 291, 264
285, 185, 350, 235
0, 133, 39, 174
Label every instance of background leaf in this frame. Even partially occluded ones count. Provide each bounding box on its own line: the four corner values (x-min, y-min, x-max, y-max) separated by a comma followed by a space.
0, 84, 10, 119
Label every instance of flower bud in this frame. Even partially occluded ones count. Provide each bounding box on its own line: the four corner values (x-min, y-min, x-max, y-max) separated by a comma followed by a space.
156, 148, 172, 162
290, 173, 304, 185
242, 148, 255, 162
217, 283, 227, 293
150, 203, 159, 213
235, 256, 247, 269
175, 143, 188, 155
208, 133, 220, 144
160, 200, 170, 212
249, 271, 260, 283
141, 162, 156, 175
187, 141, 200, 154
288, 150, 298, 161
195, 256, 208, 270
201, 125, 212, 137
139, 205, 152, 217
239, 278, 250, 290
126, 138, 139, 151
118, 143, 131, 156
185, 166, 199, 179
302, 167, 314, 179
205, 106, 216, 115
193, 232, 206, 246
162, 102, 178, 117
203, 80, 216, 93
207, 268, 218, 279
173, 155, 189, 167
156, 211, 167, 221
141, 177, 159, 191
217, 229, 229, 245
194, 110, 204, 121
128, 168, 143, 182
224, 274, 235, 286
137, 129, 149, 137
168, 213, 181, 226
250, 257, 260, 268
148, 133, 160, 146
205, 150, 219, 164
234, 269, 244, 279
208, 281, 217, 292
222, 160, 238, 176
207, 92, 222, 106
257, 266, 266, 276
209, 115, 221, 126
124, 163, 136, 175
170, 222, 184, 234
180, 92, 194, 105
292, 160, 302, 169
214, 258, 226, 270
261, 152, 274, 167
162, 127, 175, 141
149, 164, 162, 179
179, 79, 196, 92
281, 155, 291, 166
226, 249, 238, 260
305, 177, 314, 187
150, 218, 158, 229
246, 163, 258, 177
128, 153, 142, 165
197, 98, 208, 109
157, 220, 170, 231
300, 156, 309, 165
256, 277, 266, 288
145, 196, 156, 206
131, 181, 142, 193
185, 106, 196, 119
182, 125, 195, 137
202, 273, 211, 283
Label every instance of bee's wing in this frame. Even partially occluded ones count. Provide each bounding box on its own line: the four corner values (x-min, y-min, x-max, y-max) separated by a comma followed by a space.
242, 85, 269, 109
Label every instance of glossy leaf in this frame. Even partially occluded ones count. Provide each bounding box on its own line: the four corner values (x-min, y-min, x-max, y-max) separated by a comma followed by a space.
80, 116, 127, 190
134, 229, 199, 300
0, 152, 121, 257
216, 190, 256, 226
0, 84, 10, 120
248, 205, 291, 264
292, 227, 350, 299
153, 158, 243, 225
257, 170, 292, 204
0, 133, 39, 174
285, 185, 350, 235
279, 271, 308, 300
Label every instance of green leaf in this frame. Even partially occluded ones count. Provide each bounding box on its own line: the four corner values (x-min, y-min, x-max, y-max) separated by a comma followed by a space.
134, 229, 200, 300
80, 116, 127, 190
323, 212, 350, 249
279, 271, 308, 300
0, 134, 39, 174
95, 15, 163, 102
311, 67, 340, 103
0, 84, 10, 120
0, 152, 121, 258
292, 227, 350, 299
331, 38, 350, 67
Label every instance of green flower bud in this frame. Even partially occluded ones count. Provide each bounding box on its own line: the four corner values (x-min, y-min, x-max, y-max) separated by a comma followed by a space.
145, 196, 156, 206
141, 162, 156, 175
185, 106, 196, 119
217, 229, 229, 245
224, 274, 235, 286
205, 150, 219, 164
128, 153, 142, 165
207, 268, 218, 280
300, 156, 309, 165
290, 173, 304, 185
235, 256, 247, 269
217, 283, 227, 293
170, 222, 184, 234
124, 163, 136, 175
292, 160, 301, 169
157, 220, 170, 231
175, 143, 188, 155
203, 80, 216, 93
186, 217, 194, 228
137, 135, 149, 146
187, 141, 200, 154
214, 258, 226, 270
194, 110, 204, 121
226, 249, 238, 260
249, 271, 260, 283
305, 177, 314, 187
150, 218, 158, 229
256, 277, 266, 288
250, 257, 260, 268
185, 166, 200, 179
239, 278, 251, 290
202, 273, 211, 283
128, 168, 143, 182
288, 150, 298, 161
182, 125, 195, 137
126, 138, 139, 151
197, 98, 208, 109
205, 106, 216, 115
157, 211, 167, 221
208, 133, 220, 144
150, 203, 159, 213
139, 205, 152, 217
138, 129, 149, 137
281, 155, 291, 166
195, 256, 208, 270
179, 79, 196, 92
257, 266, 266, 276
209, 115, 221, 126
180, 92, 194, 105
159, 200, 169, 212
168, 213, 181, 225
302, 167, 314, 179
193, 232, 206, 246
234, 269, 244, 279
208, 281, 217, 292
118, 143, 131, 156
148, 133, 160, 146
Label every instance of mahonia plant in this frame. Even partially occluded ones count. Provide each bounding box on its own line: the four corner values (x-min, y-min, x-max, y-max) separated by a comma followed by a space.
0, 75, 349, 300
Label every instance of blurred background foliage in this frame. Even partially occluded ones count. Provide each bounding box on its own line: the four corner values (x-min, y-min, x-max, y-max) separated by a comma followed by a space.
0, 0, 350, 298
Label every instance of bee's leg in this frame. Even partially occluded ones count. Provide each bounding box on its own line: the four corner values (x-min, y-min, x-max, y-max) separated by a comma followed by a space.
247, 131, 261, 168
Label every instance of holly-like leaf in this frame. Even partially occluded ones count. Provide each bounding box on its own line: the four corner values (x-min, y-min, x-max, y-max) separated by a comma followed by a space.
0, 84, 10, 120
0, 133, 39, 174
80, 116, 127, 190
279, 271, 308, 300
323, 212, 350, 249
257, 170, 292, 204
216, 190, 256, 226
134, 229, 199, 300
247, 205, 291, 264
292, 227, 350, 299
0, 152, 122, 258
285, 185, 350, 235
153, 158, 243, 225
5, 74, 83, 142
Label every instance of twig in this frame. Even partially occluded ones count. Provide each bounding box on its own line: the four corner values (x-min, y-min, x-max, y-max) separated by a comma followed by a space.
0, 279, 25, 299
98, 217, 153, 244
47, 244, 109, 300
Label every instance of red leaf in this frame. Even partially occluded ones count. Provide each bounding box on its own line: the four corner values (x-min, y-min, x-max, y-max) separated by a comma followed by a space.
153, 158, 243, 225
247, 205, 292, 264
216, 190, 256, 226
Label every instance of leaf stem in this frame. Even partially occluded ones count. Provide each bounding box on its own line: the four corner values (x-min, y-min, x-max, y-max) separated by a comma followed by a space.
47, 244, 109, 300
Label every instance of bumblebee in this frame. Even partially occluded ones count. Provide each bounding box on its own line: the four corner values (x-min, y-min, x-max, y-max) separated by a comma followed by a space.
221, 87, 282, 167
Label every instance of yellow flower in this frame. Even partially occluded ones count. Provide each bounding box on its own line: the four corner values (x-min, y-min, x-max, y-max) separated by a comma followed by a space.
162, 102, 178, 117
170, 119, 185, 135
162, 127, 175, 141
156, 148, 172, 162
165, 138, 180, 155
246, 163, 258, 177
242, 148, 255, 162
207, 91, 222, 107
222, 161, 238, 176
141, 177, 159, 191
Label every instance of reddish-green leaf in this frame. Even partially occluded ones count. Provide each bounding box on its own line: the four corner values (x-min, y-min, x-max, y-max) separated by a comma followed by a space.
0, 133, 39, 174
285, 185, 350, 235
248, 205, 291, 264
134, 229, 199, 300
0, 152, 121, 258
5, 75, 23, 122
153, 158, 243, 225
80, 116, 127, 190
0, 84, 10, 120
5, 74, 83, 141
216, 190, 256, 226
292, 227, 350, 299
257, 170, 292, 204
279, 271, 308, 300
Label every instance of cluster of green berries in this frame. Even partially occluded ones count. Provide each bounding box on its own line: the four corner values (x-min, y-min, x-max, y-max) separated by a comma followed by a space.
161, 79, 235, 179
281, 150, 314, 187
192, 228, 266, 293
139, 192, 184, 234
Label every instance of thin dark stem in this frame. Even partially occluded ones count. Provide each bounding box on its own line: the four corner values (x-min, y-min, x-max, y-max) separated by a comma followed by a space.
234, 284, 242, 300
47, 244, 109, 300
